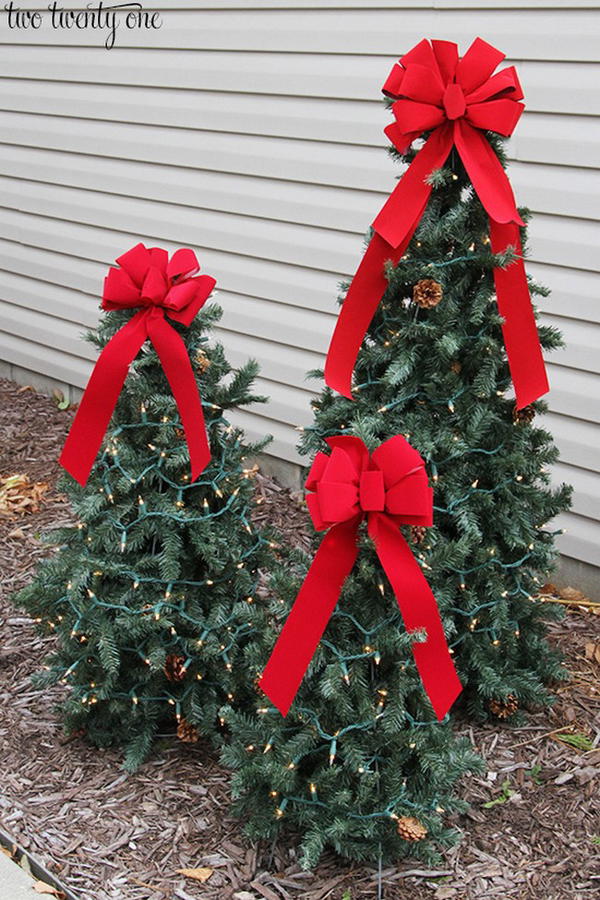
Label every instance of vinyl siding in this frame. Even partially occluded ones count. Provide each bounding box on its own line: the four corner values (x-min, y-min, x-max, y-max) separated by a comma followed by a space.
0, 1, 598, 569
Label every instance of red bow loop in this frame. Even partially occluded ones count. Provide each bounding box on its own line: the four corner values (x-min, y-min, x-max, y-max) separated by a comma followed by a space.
385, 470, 433, 524
259, 434, 462, 719
59, 243, 216, 486
455, 36, 505, 93
102, 266, 141, 309
466, 65, 523, 104
324, 36, 549, 409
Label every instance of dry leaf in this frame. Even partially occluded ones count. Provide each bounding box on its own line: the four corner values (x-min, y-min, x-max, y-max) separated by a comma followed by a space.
33, 881, 66, 898
17, 384, 34, 392
8, 527, 26, 538
584, 643, 600, 664
435, 888, 458, 900
559, 586, 587, 603
176, 867, 213, 883
0, 474, 49, 517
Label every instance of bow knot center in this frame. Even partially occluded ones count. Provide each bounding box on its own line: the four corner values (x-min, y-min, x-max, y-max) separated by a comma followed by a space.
359, 470, 385, 512
443, 82, 466, 120
145, 304, 165, 321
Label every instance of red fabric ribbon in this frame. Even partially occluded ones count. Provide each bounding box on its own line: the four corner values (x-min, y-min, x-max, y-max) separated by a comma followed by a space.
60, 243, 216, 486
259, 434, 462, 720
324, 37, 549, 410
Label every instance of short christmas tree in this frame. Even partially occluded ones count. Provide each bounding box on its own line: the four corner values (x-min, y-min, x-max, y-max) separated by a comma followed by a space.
17, 244, 273, 770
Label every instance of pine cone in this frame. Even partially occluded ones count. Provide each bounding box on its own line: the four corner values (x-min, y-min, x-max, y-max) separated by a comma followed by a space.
413, 279, 442, 309
175, 427, 185, 440
450, 360, 462, 374
164, 654, 187, 682
489, 694, 518, 719
177, 718, 199, 743
194, 349, 211, 374
410, 525, 427, 545
513, 404, 535, 425
396, 815, 428, 842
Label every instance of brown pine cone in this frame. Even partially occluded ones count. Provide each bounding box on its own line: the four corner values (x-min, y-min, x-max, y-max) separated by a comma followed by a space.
513, 404, 535, 425
489, 694, 518, 719
410, 525, 427, 545
396, 815, 428, 842
177, 718, 199, 743
450, 360, 462, 374
164, 654, 187, 682
413, 279, 443, 309
194, 349, 211, 374
174, 427, 185, 440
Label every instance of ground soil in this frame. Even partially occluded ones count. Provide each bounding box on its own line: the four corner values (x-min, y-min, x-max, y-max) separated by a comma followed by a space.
0, 377, 598, 900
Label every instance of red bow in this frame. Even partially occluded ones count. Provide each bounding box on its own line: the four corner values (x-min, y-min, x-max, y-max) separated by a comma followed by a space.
259, 435, 462, 720
60, 243, 216, 485
324, 37, 549, 410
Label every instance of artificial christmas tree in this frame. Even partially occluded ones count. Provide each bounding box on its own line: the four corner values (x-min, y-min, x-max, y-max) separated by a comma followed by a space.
17, 243, 273, 770
222, 36, 569, 866
317, 36, 572, 720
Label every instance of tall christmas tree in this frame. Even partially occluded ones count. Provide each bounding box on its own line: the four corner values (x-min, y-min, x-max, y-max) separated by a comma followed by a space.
222, 37, 570, 866
17, 243, 273, 770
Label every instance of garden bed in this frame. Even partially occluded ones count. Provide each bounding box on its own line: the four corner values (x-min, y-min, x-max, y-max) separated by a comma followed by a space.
0, 377, 598, 900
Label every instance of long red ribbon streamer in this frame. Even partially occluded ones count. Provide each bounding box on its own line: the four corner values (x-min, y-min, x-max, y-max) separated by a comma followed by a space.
260, 519, 360, 717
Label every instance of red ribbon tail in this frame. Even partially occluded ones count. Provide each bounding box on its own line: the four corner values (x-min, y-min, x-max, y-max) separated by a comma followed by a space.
453, 120, 548, 407
324, 233, 413, 398
489, 220, 549, 408
259, 520, 360, 716
325, 235, 401, 398
147, 313, 211, 481
454, 119, 524, 226
324, 126, 453, 398
59, 311, 148, 486
368, 513, 462, 720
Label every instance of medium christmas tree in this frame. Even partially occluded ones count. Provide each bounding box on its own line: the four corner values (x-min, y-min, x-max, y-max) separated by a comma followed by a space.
221, 37, 570, 866
17, 244, 273, 770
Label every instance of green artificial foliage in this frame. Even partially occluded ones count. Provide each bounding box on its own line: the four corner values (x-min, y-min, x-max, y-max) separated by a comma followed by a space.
222, 551, 483, 866
221, 132, 570, 865
17, 299, 274, 771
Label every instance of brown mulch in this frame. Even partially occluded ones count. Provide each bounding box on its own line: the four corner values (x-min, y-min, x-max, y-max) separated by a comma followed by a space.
0, 376, 599, 900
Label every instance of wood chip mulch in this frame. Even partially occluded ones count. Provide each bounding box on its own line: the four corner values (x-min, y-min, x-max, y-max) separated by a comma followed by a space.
0, 377, 599, 900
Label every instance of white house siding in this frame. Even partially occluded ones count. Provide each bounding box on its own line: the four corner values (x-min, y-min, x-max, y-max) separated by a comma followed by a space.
0, 1, 598, 578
